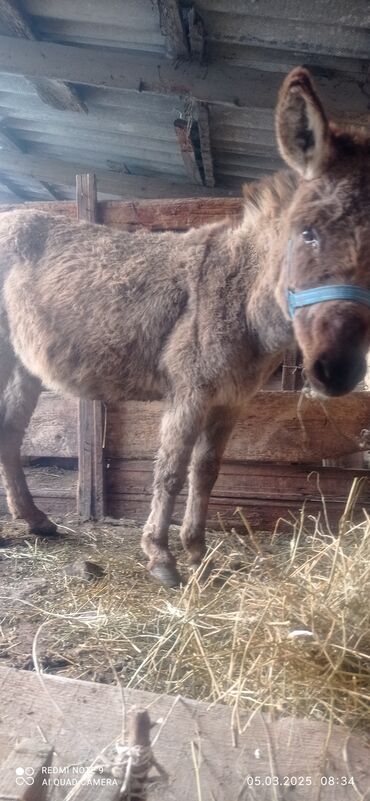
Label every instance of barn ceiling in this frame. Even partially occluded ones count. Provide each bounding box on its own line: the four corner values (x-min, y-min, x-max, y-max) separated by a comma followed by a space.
0, 0, 368, 203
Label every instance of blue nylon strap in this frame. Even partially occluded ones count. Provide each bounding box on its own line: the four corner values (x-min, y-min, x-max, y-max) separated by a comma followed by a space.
287, 285, 370, 319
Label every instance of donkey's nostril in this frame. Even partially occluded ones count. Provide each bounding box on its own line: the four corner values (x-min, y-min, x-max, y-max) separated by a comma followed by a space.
312, 352, 366, 396
313, 357, 332, 386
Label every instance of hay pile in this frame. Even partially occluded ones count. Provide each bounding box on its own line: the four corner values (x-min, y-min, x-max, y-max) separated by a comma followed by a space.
1, 478, 370, 738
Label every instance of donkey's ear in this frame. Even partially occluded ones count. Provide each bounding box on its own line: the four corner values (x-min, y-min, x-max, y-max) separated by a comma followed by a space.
276, 68, 332, 179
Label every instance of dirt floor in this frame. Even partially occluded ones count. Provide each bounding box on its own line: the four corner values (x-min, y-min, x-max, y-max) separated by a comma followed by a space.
0, 512, 185, 682
1, 487, 370, 741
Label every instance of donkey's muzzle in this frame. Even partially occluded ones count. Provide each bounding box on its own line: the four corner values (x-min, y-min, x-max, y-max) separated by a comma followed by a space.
311, 349, 366, 396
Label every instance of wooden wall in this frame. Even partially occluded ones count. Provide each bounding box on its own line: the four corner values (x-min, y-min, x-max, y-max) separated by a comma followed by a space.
105, 394, 370, 529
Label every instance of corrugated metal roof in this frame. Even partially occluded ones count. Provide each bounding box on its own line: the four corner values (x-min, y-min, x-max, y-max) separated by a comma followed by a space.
0, 0, 368, 202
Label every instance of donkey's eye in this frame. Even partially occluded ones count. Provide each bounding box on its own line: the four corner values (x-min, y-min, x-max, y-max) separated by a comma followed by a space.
301, 227, 319, 246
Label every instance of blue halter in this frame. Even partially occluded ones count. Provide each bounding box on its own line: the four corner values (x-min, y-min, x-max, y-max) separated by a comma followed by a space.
286, 239, 370, 320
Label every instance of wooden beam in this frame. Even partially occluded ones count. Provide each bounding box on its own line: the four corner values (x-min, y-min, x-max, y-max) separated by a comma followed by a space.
38, 179, 63, 200
0, 0, 86, 113
0, 183, 20, 201
0, 150, 232, 198
0, 123, 64, 199
0, 196, 243, 228
0, 172, 24, 199
0, 170, 53, 202
157, 0, 189, 59
174, 118, 203, 185
107, 459, 370, 530
2, 667, 370, 801
100, 196, 242, 229
76, 174, 106, 521
187, 6, 206, 62
0, 35, 367, 122
281, 345, 301, 390
157, 1, 206, 63
197, 104, 215, 188
0, 123, 26, 154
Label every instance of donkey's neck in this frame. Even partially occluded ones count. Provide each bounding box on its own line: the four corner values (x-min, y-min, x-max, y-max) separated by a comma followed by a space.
241, 169, 298, 354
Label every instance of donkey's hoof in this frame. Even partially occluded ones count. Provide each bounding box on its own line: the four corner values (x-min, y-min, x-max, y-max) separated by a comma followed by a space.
29, 518, 58, 537
149, 563, 183, 587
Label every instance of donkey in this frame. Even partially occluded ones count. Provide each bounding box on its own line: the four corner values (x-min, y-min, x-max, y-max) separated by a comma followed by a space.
0, 68, 369, 585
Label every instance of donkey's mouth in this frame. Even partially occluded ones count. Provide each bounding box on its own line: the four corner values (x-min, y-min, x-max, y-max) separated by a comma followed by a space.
306, 350, 367, 397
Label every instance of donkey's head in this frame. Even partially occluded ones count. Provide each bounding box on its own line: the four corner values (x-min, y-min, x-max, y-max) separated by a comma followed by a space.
275, 68, 370, 396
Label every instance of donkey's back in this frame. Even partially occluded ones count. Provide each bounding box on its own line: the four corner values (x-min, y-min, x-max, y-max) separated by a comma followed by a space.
0, 209, 198, 402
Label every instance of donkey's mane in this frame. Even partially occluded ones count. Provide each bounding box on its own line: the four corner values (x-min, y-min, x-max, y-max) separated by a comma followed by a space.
330, 123, 370, 156
242, 169, 298, 229
242, 126, 370, 233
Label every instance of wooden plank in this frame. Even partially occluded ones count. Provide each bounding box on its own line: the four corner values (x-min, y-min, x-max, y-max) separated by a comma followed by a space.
105, 392, 370, 464
157, 0, 189, 59
106, 459, 370, 503
1, 737, 54, 801
0, 124, 25, 154
281, 345, 301, 390
0, 667, 369, 801
37, 180, 62, 200
174, 118, 204, 186
0, 183, 20, 203
0, 196, 240, 226
0, 0, 86, 113
0, 486, 76, 518
100, 196, 241, 229
197, 104, 215, 188
188, 1, 370, 57
187, 6, 206, 62
196, 0, 370, 27
105, 459, 370, 529
0, 465, 77, 517
0, 151, 231, 199
76, 174, 105, 521
0, 36, 368, 123
0, 172, 24, 200
22, 391, 78, 460
107, 492, 365, 531
0, 197, 242, 227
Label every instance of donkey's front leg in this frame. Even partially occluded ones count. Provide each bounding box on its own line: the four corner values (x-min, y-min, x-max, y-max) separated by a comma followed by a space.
141, 396, 206, 586
180, 406, 238, 568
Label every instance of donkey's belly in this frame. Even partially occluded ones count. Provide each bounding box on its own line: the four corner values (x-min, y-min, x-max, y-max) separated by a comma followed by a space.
8, 305, 167, 402
15, 339, 167, 402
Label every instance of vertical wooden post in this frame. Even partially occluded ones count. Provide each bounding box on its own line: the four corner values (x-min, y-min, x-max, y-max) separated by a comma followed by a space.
76, 173, 106, 519
281, 345, 300, 391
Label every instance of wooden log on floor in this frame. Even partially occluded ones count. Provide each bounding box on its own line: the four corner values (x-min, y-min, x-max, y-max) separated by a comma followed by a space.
0, 667, 369, 800
1, 737, 54, 801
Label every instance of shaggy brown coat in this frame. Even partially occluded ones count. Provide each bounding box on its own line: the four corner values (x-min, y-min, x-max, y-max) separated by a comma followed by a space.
0, 68, 370, 585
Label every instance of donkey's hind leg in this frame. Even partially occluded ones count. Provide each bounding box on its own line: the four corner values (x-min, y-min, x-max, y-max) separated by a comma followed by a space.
180, 406, 238, 567
0, 364, 57, 535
